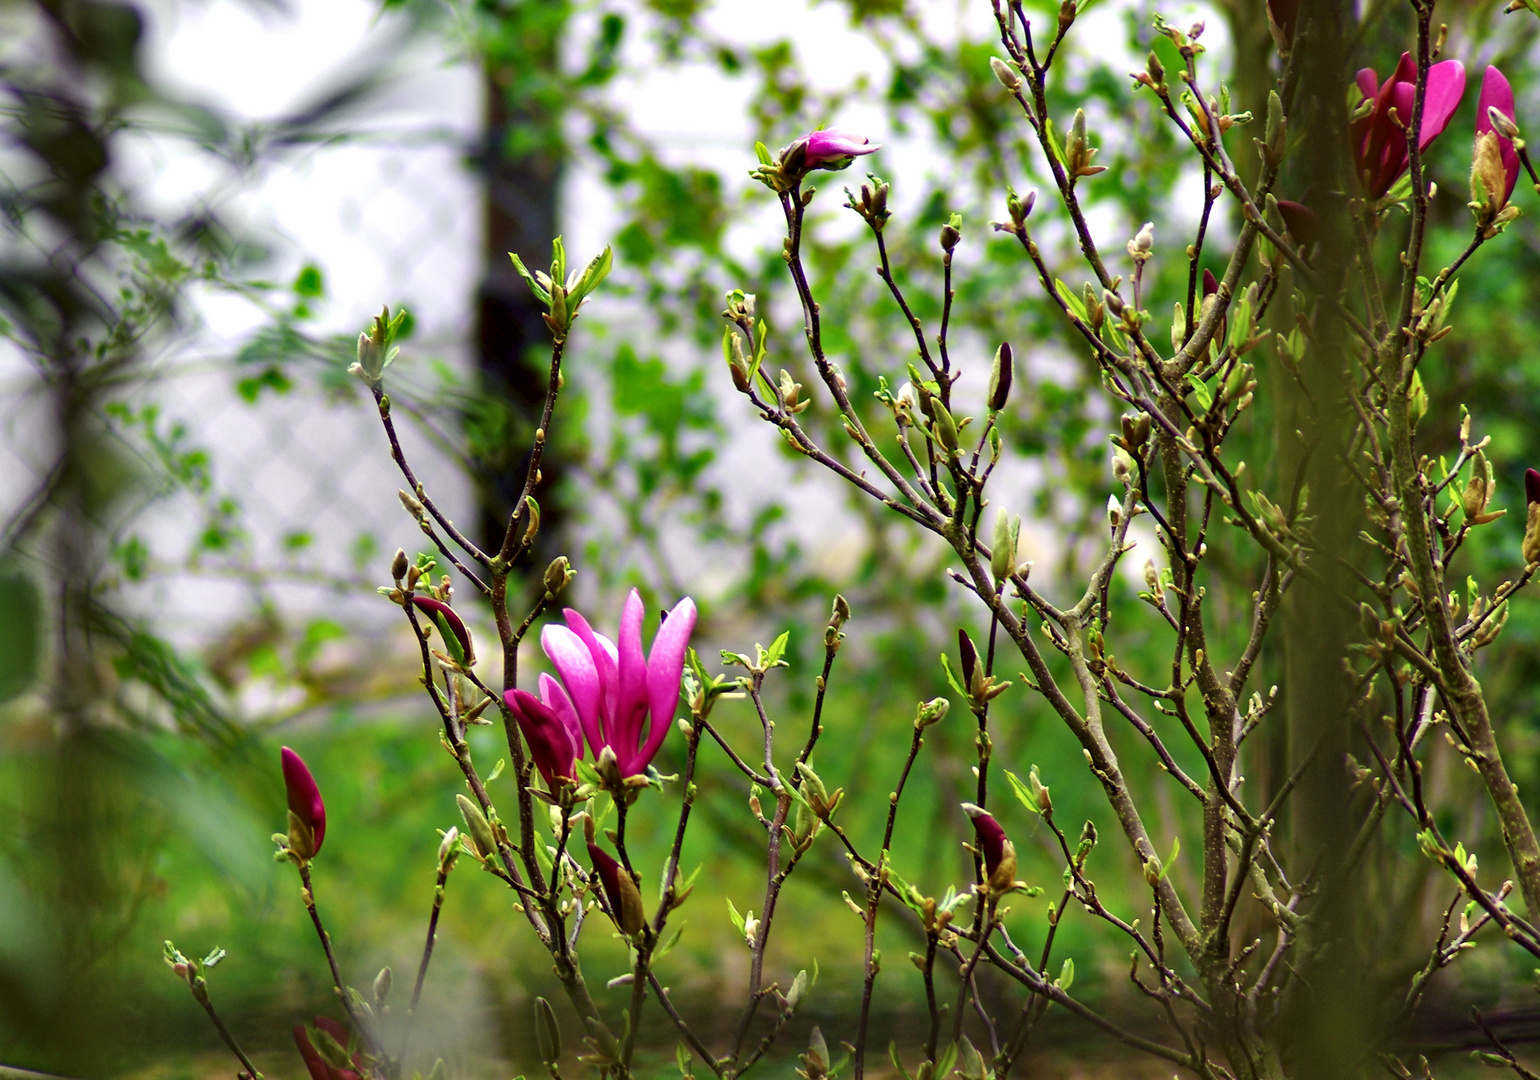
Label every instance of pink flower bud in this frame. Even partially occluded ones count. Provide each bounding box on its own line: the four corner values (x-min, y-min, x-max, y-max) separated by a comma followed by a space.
281, 747, 326, 857
411, 596, 475, 665
1476, 66, 1520, 205
798, 129, 881, 170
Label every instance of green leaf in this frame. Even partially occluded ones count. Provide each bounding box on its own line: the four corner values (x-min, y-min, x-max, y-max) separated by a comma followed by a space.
763, 630, 790, 667
510, 252, 551, 304
939, 653, 967, 699
1055, 279, 1087, 321
1003, 769, 1041, 815
726, 897, 746, 934
1057, 957, 1075, 991
935, 1041, 958, 1080
1186, 372, 1213, 411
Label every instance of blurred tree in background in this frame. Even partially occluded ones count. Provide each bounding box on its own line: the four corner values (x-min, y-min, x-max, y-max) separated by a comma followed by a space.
9, 0, 1540, 1076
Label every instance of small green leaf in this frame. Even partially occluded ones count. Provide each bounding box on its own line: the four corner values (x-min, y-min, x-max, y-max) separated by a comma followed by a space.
1004, 769, 1041, 815
763, 631, 790, 667
939, 653, 967, 699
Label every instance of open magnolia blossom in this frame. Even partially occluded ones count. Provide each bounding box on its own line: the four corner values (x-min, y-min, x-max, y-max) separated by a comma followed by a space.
539, 589, 697, 780
1354, 53, 1466, 199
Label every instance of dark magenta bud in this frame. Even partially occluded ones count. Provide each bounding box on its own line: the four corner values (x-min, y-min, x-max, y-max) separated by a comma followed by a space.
589, 843, 646, 934
958, 629, 978, 691
961, 803, 1018, 892
282, 747, 326, 858
411, 596, 475, 665
1275, 199, 1318, 248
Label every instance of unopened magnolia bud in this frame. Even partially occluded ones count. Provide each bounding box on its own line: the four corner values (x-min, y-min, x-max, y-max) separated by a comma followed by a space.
391, 548, 409, 582
724, 327, 752, 392
988, 342, 1013, 412
958, 628, 978, 689
990, 56, 1022, 91
398, 488, 426, 522
1112, 448, 1133, 486
916, 697, 950, 728
830, 593, 851, 630
1103, 289, 1125, 317
457, 795, 498, 861
1130, 221, 1154, 256
373, 967, 393, 1004
1490, 106, 1521, 141
438, 826, 460, 868
991, 508, 1020, 582
534, 997, 561, 1064
1120, 412, 1150, 451
939, 214, 962, 253
786, 968, 811, 1010
1524, 469, 1540, 565
544, 555, 573, 597
1464, 450, 1497, 522
1084, 282, 1105, 331
931, 401, 959, 453
1107, 494, 1122, 529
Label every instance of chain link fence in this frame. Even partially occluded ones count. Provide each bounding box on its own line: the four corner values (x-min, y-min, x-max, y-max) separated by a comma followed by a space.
0, 7, 485, 661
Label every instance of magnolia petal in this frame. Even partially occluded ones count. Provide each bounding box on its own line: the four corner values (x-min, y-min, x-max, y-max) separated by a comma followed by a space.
281, 746, 326, 854
538, 672, 585, 762
639, 597, 698, 770
803, 129, 882, 165
563, 608, 619, 731
613, 589, 651, 772
1419, 59, 1467, 151
542, 623, 603, 757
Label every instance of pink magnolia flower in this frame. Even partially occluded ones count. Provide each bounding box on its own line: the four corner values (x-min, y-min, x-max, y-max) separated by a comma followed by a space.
1476, 66, 1520, 204
281, 746, 326, 857
798, 129, 881, 170
505, 675, 583, 791
540, 589, 697, 778
1353, 53, 1466, 199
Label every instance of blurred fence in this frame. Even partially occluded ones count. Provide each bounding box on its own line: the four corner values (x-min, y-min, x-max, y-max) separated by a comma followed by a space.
0, 5, 483, 655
